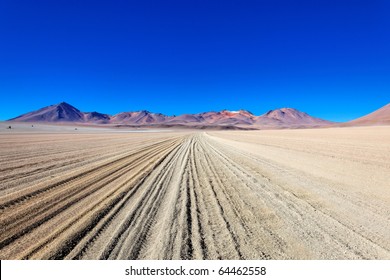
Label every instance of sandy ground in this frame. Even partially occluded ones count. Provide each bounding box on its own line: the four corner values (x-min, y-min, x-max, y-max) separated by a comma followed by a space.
0, 126, 389, 259
0, 121, 170, 133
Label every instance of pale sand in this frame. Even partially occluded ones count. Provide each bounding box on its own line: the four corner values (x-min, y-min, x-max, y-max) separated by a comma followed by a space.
0, 126, 389, 259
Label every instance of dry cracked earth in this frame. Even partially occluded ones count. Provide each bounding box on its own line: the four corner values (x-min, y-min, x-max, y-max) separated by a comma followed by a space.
0, 126, 389, 259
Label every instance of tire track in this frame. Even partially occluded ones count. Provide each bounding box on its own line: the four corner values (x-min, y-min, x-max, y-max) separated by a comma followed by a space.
206, 132, 390, 259
0, 134, 184, 259
0, 137, 177, 210
1, 129, 389, 260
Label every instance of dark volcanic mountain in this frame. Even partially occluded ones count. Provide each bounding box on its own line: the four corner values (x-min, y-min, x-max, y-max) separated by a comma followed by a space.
84, 112, 111, 124
9, 102, 334, 129
9, 102, 85, 122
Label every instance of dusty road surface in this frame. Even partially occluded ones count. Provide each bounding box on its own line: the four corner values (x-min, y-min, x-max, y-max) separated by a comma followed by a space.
0, 126, 390, 259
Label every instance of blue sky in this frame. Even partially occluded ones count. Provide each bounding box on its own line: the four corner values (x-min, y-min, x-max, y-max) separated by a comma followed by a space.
0, 0, 389, 121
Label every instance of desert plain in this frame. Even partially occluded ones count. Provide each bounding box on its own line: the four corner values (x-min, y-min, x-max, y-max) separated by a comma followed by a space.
0, 124, 389, 259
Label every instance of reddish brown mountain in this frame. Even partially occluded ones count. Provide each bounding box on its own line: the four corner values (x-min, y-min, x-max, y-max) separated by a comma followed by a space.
200, 110, 255, 125
167, 110, 255, 126
346, 103, 390, 125
255, 108, 333, 128
167, 114, 204, 124
111, 111, 171, 125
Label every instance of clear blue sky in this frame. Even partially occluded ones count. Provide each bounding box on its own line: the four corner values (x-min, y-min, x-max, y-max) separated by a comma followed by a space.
0, 0, 389, 121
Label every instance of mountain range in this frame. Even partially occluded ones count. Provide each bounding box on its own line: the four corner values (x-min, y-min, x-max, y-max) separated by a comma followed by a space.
8, 102, 390, 129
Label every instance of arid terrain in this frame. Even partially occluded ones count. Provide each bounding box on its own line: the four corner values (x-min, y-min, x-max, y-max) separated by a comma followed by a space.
8, 101, 334, 129
0, 125, 389, 259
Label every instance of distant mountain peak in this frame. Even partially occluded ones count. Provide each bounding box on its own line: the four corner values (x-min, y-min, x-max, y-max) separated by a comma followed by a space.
258, 107, 332, 127
55, 101, 79, 109
137, 110, 151, 114
220, 109, 254, 115
58, 101, 72, 106
266, 107, 302, 113
239, 109, 254, 115
10, 102, 95, 123
265, 108, 308, 117
9, 102, 334, 128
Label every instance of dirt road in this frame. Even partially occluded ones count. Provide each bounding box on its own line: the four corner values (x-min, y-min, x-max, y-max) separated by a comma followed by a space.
1, 127, 389, 259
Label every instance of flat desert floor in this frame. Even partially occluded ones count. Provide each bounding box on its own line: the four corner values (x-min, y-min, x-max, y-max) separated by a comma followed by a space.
0, 125, 389, 259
